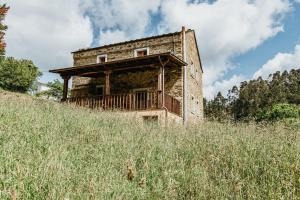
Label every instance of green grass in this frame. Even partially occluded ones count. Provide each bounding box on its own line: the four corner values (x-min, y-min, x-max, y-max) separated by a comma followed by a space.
0, 90, 300, 199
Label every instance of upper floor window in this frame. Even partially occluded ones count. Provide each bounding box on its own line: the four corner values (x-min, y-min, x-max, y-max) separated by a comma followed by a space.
97, 54, 107, 63
134, 47, 149, 57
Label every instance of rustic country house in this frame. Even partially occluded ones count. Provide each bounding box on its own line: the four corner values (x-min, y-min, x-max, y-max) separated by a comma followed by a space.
50, 27, 203, 125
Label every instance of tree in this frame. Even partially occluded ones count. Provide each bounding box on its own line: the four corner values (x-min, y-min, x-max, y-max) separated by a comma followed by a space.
204, 92, 229, 121
0, 57, 42, 93
0, 4, 9, 57
204, 68, 300, 122
36, 79, 64, 100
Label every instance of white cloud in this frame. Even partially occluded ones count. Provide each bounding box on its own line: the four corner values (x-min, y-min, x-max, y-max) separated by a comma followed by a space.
98, 29, 129, 46
80, 0, 162, 45
4, 0, 93, 75
205, 75, 245, 99
254, 44, 300, 79
158, 0, 291, 98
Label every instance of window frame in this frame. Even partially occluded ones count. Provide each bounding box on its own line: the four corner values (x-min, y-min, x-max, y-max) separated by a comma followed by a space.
134, 47, 149, 57
96, 54, 108, 63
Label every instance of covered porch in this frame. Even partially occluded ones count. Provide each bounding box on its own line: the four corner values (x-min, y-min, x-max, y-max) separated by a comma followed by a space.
49, 53, 186, 116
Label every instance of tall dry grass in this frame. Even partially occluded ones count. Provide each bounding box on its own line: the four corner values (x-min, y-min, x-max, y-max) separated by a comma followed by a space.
0, 90, 300, 199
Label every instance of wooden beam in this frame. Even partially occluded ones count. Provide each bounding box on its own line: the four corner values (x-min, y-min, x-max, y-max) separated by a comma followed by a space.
158, 56, 169, 108
61, 75, 71, 101
157, 66, 163, 108
104, 70, 112, 95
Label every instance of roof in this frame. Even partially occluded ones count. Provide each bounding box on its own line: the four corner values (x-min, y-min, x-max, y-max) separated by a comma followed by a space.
49, 52, 187, 77
72, 29, 194, 54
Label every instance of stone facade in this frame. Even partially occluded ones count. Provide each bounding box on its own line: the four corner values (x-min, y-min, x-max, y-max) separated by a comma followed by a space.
70, 29, 203, 124
185, 31, 204, 123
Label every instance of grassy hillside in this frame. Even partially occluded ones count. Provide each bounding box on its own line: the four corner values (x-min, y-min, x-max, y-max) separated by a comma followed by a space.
0, 90, 300, 199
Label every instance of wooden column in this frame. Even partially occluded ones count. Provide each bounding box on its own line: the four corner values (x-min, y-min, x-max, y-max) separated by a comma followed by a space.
162, 65, 165, 107
157, 67, 162, 108
104, 70, 111, 95
158, 56, 168, 108
61, 75, 70, 101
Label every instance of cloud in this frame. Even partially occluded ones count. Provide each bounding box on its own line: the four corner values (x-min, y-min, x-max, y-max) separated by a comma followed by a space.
4, 0, 93, 75
80, 0, 162, 45
253, 44, 300, 79
205, 75, 245, 99
158, 0, 291, 98
98, 29, 129, 46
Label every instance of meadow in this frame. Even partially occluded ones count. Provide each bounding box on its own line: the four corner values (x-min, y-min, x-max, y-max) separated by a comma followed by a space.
0, 90, 300, 199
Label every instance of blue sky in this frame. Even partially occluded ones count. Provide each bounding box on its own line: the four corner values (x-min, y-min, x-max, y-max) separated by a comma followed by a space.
230, 2, 300, 80
4, 0, 300, 99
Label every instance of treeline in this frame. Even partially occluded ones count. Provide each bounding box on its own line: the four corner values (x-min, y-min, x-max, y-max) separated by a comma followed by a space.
204, 69, 300, 121
0, 4, 42, 94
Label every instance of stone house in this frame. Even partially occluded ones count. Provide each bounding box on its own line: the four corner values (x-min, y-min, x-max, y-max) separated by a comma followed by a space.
50, 27, 204, 125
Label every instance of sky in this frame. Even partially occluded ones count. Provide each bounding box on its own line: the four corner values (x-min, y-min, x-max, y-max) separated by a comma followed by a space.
3, 0, 300, 99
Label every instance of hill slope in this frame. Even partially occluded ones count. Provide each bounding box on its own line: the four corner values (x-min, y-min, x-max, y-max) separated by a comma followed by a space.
0, 90, 300, 199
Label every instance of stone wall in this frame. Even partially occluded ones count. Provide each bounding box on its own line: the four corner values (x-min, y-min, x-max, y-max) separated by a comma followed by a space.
71, 33, 184, 109
73, 34, 182, 66
185, 31, 204, 123
114, 109, 183, 126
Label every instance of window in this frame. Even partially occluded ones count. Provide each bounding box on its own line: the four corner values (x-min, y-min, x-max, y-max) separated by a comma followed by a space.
143, 116, 158, 124
190, 61, 195, 78
134, 47, 149, 57
97, 54, 107, 63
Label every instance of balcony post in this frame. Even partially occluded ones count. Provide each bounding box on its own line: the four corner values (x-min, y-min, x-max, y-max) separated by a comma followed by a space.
162, 64, 165, 107
61, 75, 71, 102
104, 70, 112, 96
158, 56, 168, 108
157, 66, 163, 108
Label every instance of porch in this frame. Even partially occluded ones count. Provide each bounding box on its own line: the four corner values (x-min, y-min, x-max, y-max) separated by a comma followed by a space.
66, 92, 181, 115
49, 53, 186, 117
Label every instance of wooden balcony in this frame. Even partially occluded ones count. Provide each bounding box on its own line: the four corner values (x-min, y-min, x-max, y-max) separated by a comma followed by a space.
66, 91, 181, 116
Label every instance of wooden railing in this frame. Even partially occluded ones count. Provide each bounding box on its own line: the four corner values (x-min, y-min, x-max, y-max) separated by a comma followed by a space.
164, 94, 181, 116
66, 91, 181, 116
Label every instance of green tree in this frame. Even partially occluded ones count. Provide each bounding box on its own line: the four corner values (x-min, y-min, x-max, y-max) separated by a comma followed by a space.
0, 57, 42, 93
37, 79, 64, 100
204, 68, 300, 121
205, 92, 229, 122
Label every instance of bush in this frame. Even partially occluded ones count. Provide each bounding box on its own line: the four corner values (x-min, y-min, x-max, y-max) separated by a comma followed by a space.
0, 57, 41, 93
36, 79, 64, 100
257, 103, 300, 121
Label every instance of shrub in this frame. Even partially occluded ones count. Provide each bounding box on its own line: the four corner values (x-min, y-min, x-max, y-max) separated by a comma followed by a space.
0, 57, 41, 92
36, 79, 64, 100
257, 103, 300, 121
